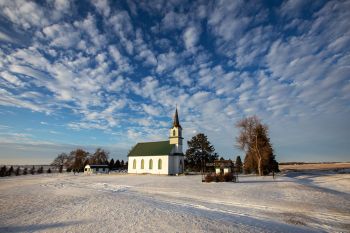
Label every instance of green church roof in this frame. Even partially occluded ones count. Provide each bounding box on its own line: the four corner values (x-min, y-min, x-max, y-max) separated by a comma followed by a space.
127, 141, 175, 157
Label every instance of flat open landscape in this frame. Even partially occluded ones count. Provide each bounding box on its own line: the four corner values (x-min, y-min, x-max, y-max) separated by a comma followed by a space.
0, 170, 349, 233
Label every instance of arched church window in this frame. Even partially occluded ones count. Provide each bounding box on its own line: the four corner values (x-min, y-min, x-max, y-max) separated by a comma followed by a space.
173, 130, 175, 136
158, 159, 162, 170
133, 159, 136, 169
141, 159, 144, 169
149, 159, 153, 169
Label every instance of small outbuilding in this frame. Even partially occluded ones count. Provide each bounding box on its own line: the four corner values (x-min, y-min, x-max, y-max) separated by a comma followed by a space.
84, 164, 109, 174
214, 160, 234, 175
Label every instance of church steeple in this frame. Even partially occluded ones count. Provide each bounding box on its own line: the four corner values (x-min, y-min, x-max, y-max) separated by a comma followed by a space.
169, 106, 183, 153
172, 107, 182, 129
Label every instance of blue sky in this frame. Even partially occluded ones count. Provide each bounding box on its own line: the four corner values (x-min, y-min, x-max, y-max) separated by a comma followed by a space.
0, 0, 349, 165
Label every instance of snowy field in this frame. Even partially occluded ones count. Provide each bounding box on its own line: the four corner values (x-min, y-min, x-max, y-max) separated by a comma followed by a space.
0, 172, 349, 233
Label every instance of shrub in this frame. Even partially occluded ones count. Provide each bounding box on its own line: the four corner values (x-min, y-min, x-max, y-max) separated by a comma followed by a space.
204, 173, 216, 182
7, 166, 14, 176
30, 166, 35, 175
204, 172, 235, 182
216, 174, 225, 182
224, 172, 233, 182
0, 166, 6, 177
15, 167, 20, 176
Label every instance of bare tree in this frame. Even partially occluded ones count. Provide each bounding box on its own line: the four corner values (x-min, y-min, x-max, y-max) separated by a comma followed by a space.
235, 116, 277, 176
89, 148, 109, 165
70, 149, 89, 172
51, 153, 69, 172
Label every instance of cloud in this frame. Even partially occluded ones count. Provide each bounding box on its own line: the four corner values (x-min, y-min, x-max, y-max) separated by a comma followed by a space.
0, 30, 17, 44
0, 1, 49, 29
142, 104, 161, 116
156, 51, 181, 74
108, 10, 135, 54
42, 23, 81, 49
183, 25, 201, 50
0, 71, 25, 87
108, 45, 132, 73
91, 0, 110, 17
161, 11, 188, 30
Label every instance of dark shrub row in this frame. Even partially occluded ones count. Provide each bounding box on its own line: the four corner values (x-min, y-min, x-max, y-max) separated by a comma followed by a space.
204, 172, 235, 182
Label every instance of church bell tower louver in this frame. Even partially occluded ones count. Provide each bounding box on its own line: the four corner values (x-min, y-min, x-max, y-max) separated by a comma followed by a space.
169, 106, 183, 153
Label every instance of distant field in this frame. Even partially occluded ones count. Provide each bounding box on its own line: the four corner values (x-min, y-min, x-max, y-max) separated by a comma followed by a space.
279, 162, 350, 171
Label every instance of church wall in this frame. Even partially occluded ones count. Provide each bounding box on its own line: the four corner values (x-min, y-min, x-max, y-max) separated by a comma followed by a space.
168, 155, 184, 174
128, 155, 169, 175
128, 155, 184, 175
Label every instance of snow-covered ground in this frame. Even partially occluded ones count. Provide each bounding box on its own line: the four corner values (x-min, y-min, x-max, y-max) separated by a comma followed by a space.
0, 172, 349, 233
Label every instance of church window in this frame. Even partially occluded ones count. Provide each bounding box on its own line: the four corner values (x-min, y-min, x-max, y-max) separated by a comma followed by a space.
141, 159, 144, 169
149, 159, 153, 169
158, 159, 162, 170
133, 159, 136, 169
173, 130, 175, 136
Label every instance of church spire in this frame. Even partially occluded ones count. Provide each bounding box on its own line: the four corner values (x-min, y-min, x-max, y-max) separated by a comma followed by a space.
172, 106, 181, 128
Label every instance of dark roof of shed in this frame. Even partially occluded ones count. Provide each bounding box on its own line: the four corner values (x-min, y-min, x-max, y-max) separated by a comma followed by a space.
127, 141, 175, 157
87, 164, 109, 168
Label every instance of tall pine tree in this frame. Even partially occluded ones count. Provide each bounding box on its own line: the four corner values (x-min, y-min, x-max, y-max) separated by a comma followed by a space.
185, 133, 218, 172
109, 158, 115, 170
235, 156, 243, 173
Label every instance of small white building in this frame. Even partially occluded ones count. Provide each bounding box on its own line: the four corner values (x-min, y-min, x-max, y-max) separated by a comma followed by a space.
84, 164, 109, 174
128, 107, 185, 175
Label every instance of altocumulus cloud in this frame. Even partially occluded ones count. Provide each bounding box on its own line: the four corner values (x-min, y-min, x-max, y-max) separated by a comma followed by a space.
0, 0, 349, 164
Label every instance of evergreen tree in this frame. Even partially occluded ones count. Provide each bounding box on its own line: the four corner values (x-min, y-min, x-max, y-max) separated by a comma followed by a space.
7, 166, 14, 176
235, 116, 278, 176
23, 167, 28, 175
30, 166, 35, 175
0, 166, 7, 177
185, 133, 218, 172
109, 158, 115, 170
235, 156, 243, 173
120, 160, 125, 169
114, 159, 121, 169
37, 166, 44, 174
15, 167, 20, 176
47, 168, 52, 173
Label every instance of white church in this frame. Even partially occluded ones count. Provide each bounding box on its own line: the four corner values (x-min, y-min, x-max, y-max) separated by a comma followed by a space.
127, 107, 184, 175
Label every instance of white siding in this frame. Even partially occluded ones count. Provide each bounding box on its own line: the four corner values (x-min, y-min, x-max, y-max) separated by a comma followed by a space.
128, 155, 184, 175
128, 155, 169, 175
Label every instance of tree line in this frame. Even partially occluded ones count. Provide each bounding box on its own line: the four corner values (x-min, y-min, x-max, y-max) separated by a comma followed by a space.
184, 115, 279, 176
0, 165, 51, 177
51, 148, 127, 172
